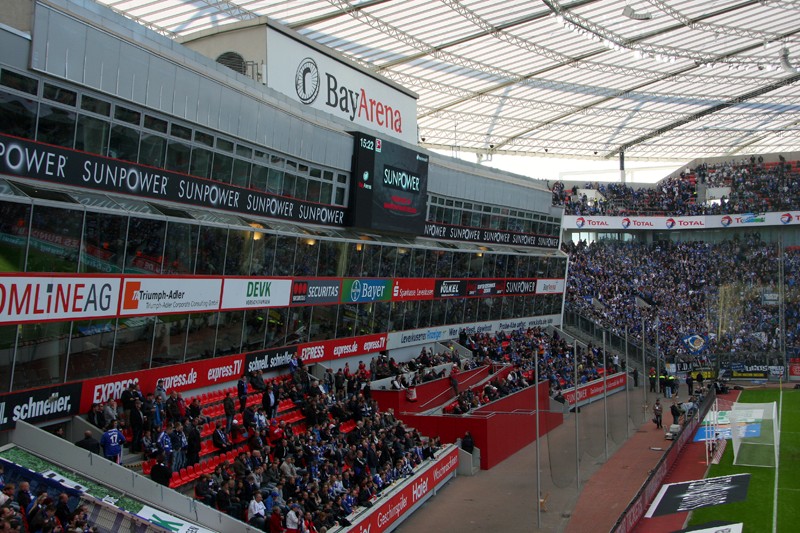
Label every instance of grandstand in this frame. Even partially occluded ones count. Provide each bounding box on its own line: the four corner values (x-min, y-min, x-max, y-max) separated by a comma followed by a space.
1, 1, 799, 533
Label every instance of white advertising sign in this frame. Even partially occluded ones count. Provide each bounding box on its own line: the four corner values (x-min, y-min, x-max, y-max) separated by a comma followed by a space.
387, 314, 561, 349
119, 277, 221, 315
266, 26, 417, 144
136, 505, 215, 533
220, 278, 292, 310
0, 276, 120, 324
562, 211, 800, 231
536, 278, 565, 294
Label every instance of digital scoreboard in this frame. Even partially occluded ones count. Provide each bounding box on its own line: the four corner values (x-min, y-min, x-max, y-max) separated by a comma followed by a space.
349, 132, 429, 235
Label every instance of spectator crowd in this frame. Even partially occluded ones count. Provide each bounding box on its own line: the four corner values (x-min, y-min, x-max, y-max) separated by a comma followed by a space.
563, 236, 800, 362
552, 156, 800, 217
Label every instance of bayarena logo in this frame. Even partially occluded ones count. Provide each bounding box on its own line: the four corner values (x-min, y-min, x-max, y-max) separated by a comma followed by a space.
721, 215, 732, 227
621, 218, 631, 229
295, 58, 320, 104
665, 218, 676, 229
350, 279, 362, 301
781, 213, 793, 224
576, 217, 586, 228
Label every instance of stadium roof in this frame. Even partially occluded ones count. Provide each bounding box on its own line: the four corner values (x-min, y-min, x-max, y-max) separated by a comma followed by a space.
96, 0, 800, 161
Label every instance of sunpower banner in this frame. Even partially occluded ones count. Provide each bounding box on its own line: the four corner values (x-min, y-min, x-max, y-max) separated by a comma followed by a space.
0, 275, 120, 325
220, 278, 292, 310
0, 133, 346, 227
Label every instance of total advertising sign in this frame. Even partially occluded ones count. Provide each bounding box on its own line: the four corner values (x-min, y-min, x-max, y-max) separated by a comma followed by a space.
0, 382, 83, 430
80, 353, 246, 412
266, 26, 417, 144
298, 333, 388, 363
342, 278, 392, 303
392, 278, 436, 301
0, 275, 120, 325
219, 278, 292, 310
563, 212, 800, 231
350, 446, 458, 533
120, 277, 222, 316
561, 373, 627, 408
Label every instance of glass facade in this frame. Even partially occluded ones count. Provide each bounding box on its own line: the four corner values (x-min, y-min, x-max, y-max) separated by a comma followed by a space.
0, 66, 565, 393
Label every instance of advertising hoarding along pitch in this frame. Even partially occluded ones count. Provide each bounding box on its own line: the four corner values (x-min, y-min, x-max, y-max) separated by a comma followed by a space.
290, 279, 341, 305
341, 278, 392, 303
220, 278, 292, 310
0, 382, 83, 430
120, 277, 222, 315
0, 275, 120, 324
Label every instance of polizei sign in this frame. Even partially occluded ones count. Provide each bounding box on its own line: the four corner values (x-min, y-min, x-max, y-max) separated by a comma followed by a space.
266, 26, 417, 144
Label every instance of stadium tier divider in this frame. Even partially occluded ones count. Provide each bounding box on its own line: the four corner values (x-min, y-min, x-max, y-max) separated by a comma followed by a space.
7, 420, 262, 533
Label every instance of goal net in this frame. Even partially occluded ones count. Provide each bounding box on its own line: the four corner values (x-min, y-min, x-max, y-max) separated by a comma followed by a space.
730, 401, 778, 468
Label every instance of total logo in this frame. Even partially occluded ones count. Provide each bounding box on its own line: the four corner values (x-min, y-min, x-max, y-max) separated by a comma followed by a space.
666, 218, 676, 229
576, 217, 586, 228
781, 213, 794, 224
621, 218, 631, 229
721, 216, 732, 227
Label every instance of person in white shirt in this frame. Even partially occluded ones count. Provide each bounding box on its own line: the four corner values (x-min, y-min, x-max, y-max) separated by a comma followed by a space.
285, 503, 302, 532
247, 492, 267, 529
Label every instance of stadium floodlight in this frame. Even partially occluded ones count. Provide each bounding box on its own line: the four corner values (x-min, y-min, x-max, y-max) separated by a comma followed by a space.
731, 401, 778, 468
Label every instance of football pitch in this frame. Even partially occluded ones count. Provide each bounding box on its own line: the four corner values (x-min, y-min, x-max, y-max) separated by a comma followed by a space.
687, 388, 800, 532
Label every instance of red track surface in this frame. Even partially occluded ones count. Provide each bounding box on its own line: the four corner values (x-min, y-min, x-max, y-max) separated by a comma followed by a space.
634, 390, 741, 533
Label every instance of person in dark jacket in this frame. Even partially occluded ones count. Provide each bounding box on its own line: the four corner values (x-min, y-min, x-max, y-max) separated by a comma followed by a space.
75, 430, 101, 454
150, 454, 172, 486
461, 431, 475, 454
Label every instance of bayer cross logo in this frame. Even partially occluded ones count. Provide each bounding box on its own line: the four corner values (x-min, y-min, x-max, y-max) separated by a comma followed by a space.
350, 280, 362, 301
295, 58, 320, 104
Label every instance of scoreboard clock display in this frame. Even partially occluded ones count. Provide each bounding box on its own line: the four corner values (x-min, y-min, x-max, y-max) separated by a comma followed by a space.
349, 132, 429, 235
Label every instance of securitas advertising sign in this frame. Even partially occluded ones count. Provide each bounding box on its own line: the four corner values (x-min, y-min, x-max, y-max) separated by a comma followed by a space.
342, 278, 391, 303
266, 27, 417, 144
120, 277, 221, 315
290, 279, 341, 305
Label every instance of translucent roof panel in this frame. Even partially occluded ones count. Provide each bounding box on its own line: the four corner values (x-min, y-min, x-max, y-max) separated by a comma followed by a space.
97, 0, 800, 160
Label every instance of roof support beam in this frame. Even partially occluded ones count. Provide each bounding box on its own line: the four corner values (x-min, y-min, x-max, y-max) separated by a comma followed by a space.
606, 72, 800, 157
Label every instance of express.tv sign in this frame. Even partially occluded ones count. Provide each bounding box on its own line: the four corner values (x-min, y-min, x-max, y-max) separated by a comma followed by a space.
298, 333, 388, 363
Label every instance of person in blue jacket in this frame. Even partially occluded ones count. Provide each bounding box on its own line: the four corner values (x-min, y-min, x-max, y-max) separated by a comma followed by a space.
100, 420, 127, 464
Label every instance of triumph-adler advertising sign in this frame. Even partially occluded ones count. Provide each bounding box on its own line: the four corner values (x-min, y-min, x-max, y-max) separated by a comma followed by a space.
266, 27, 417, 144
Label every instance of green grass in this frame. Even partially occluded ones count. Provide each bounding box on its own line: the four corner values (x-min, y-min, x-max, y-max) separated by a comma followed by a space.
687, 388, 800, 532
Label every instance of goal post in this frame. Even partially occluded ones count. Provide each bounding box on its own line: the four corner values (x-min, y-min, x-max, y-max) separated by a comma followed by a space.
730, 401, 778, 468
